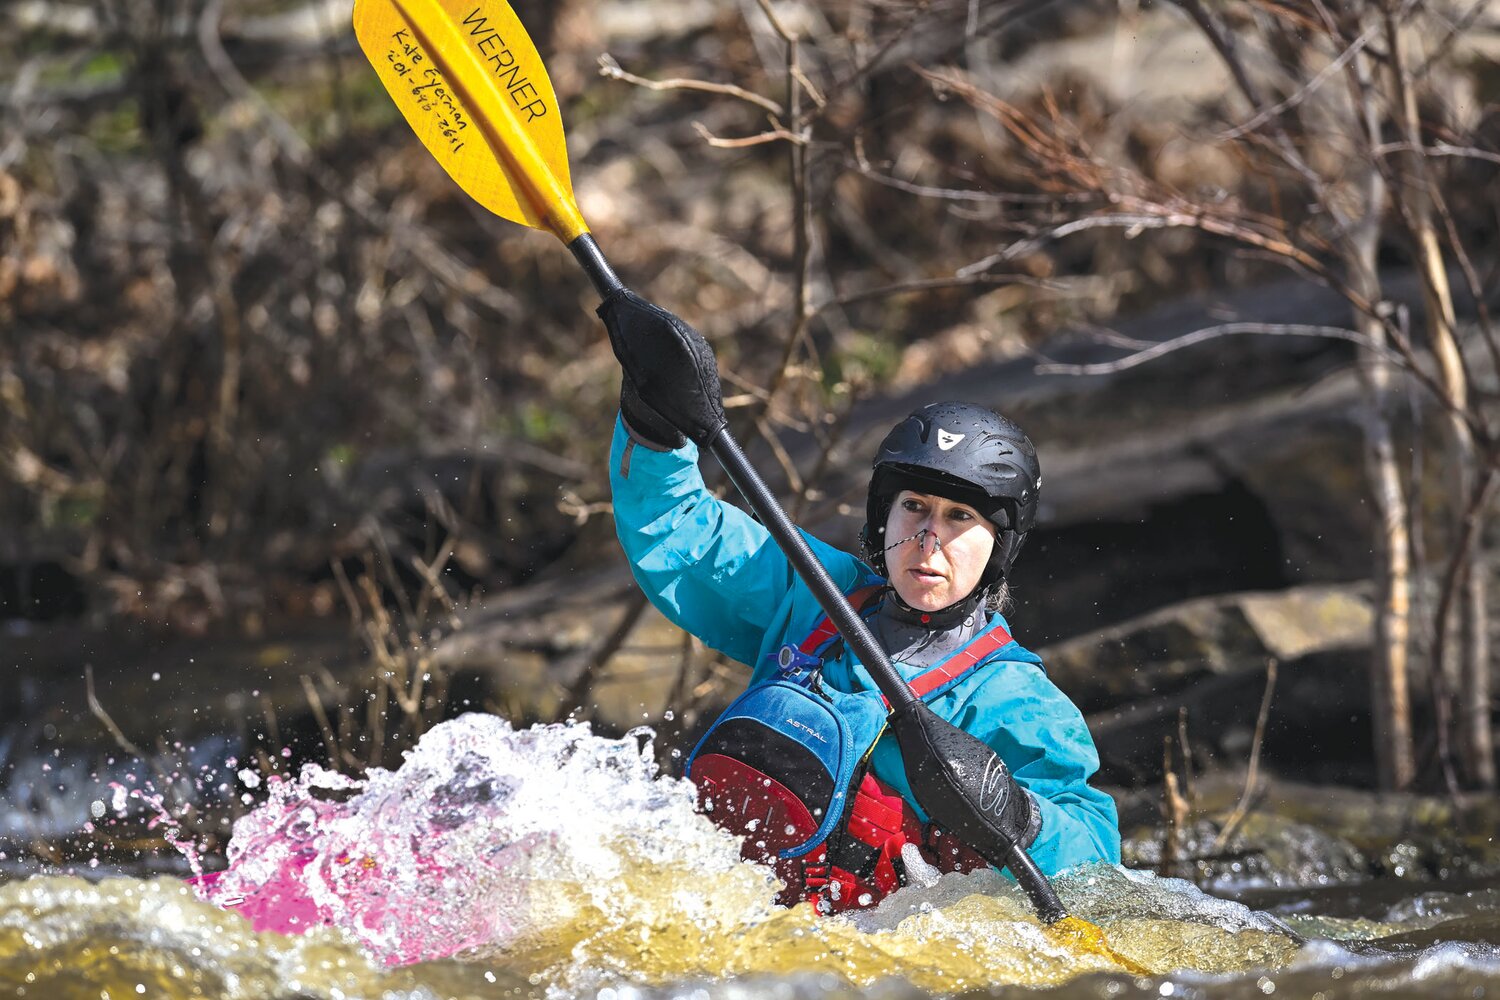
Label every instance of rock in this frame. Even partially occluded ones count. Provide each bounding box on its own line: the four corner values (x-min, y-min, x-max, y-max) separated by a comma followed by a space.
1029, 584, 1386, 787
1039, 584, 1373, 713
1235, 589, 1376, 661
432, 567, 725, 734
1123, 812, 1371, 890
786, 268, 1471, 647
1117, 771, 1500, 887
1087, 646, 1379, 787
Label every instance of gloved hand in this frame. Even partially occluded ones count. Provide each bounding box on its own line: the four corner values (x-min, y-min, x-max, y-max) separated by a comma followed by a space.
599, 289, 728, 449
891, 700, 1043, 857
620, 374, 686, 450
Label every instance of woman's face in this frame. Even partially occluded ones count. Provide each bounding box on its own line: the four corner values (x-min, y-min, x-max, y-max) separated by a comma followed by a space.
882, 489, 997, 612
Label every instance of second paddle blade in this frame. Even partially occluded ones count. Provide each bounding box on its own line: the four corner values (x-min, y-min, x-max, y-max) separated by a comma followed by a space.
353, 0, 586, 241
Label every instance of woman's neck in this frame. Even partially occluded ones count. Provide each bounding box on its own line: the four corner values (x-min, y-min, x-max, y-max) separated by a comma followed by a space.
874, 588, 987, 668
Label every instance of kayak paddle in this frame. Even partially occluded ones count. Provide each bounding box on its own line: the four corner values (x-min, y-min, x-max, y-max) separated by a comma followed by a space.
351, 0, 1145, 970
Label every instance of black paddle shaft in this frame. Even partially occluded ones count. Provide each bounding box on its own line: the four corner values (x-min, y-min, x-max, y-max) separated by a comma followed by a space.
711, 432, 915, 711
568, 232, 1067, 923
570, 234, 625, 297
569, 234, 912, 706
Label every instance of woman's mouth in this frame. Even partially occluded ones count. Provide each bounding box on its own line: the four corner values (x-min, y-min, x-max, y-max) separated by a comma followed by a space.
910, 567, 945, 583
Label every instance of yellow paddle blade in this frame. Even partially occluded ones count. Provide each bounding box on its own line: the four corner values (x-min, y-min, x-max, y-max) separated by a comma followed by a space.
353, 0, 588, 242
1046, 915, 1152, 975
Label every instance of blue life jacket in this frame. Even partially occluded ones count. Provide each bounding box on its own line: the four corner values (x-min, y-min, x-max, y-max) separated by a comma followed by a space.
687, 583, 1023, 910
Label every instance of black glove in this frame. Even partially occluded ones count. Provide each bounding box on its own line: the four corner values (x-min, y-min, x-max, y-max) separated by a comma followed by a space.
620, 374, 686, 450
890, 700, 1042, 858
599, 289, 728, 448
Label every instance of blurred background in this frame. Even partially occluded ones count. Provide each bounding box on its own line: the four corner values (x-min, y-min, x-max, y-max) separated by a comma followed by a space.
2, 0, 1499, 875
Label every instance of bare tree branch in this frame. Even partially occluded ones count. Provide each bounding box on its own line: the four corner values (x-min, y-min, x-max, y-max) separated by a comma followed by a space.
692, 121, 805, 148
195, 0, 521, 320
848, 158, 1097, 205
1373, 141, 1500, 167
598, 53, 784, 116
1033, 322, 1384, 376
1212, 659, 1278, 852
1216, 23, 1380, 141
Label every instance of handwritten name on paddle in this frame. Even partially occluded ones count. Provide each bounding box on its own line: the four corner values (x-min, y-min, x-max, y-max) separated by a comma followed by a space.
386, 29, 469, 153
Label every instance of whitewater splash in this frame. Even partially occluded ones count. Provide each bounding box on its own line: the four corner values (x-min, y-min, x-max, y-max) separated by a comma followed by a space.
178, 713, 1319, 993
193, 714, 779, 966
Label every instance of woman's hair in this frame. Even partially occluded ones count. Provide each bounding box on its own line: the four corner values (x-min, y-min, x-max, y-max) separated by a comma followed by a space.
985, 581, 1012, 615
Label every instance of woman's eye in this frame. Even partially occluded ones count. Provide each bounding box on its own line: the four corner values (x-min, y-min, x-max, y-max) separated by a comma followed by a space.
948, 509, 974, 522
901, 499, 924, 512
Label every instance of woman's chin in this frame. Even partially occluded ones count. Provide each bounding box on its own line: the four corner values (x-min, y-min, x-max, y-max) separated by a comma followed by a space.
897, 586, 950, 611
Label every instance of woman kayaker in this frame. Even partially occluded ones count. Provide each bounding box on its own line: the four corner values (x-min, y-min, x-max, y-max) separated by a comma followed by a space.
601, 290, 1120, 912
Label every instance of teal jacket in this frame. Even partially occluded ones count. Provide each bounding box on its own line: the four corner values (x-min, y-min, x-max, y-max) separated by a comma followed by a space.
609, 416, 1121, 875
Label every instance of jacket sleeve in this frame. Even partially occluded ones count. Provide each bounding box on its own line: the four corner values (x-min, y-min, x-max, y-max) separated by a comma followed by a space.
952, 659, 1122, 874
609, 413, 865, 667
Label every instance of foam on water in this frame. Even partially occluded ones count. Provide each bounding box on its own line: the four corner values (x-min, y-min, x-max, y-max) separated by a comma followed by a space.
195, 714, 780, 966
0, 875, 529, 998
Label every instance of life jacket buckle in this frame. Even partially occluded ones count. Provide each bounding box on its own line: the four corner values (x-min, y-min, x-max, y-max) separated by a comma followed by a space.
776, 643, 822, 678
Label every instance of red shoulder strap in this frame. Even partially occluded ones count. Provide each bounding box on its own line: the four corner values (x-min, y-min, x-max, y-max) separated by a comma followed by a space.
905, 622, 1014, 700
797, 585, 885, 654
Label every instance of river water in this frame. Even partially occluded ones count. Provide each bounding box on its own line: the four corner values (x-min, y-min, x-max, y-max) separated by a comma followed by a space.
3, 714, 1499, 1000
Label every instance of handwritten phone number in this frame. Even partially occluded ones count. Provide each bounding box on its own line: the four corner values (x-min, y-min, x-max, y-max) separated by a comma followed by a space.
387, 30, 469, 154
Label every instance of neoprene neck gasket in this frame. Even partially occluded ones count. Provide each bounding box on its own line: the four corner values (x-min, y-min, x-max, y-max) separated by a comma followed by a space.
882, 586, 984, 630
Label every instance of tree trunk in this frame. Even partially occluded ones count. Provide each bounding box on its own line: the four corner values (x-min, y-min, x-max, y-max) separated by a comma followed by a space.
1349, 44, 1416, 791
1383, 5, 1494, 790
1462, 563, 1493, 788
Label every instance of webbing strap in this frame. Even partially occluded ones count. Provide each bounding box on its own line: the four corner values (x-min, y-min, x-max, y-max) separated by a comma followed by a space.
905, 622, 1013, 699
797, 584, 885, 655
794, 586, 1014, 702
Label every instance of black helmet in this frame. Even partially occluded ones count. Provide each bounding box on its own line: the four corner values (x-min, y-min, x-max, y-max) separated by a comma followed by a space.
862, 402, 1040, 588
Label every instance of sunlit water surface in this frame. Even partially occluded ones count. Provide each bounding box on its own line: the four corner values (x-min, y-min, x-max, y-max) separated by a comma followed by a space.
3, 715, 1499, 999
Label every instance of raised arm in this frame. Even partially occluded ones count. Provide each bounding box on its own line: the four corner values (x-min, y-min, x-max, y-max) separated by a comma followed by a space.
602, 291, 864, 666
